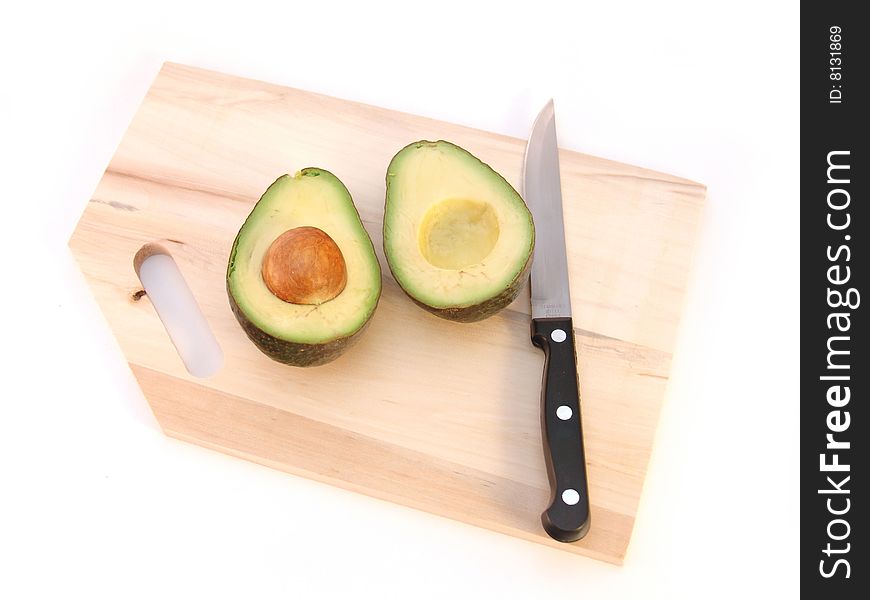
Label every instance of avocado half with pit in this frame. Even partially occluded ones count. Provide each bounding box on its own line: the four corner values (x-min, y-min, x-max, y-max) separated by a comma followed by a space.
227, 169, 381, 367
383, 141, 535, 322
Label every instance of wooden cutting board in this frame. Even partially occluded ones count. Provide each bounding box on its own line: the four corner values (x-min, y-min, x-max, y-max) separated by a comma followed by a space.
69, 62, 705, 564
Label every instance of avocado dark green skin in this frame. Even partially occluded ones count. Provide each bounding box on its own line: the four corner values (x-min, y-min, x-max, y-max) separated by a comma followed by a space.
226, 285, 377, 366
397, 252, 532, 323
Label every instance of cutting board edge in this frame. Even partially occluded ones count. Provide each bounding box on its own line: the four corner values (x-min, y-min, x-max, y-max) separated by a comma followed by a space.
159, 414, 628, 565
157, 61, 706, 191
131, 361, 632, 564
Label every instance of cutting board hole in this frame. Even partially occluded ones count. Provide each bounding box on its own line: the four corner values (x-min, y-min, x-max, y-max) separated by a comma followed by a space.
134, 244, 223, 378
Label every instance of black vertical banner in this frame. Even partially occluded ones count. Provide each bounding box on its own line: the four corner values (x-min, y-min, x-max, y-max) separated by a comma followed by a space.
802, 3, 867, 597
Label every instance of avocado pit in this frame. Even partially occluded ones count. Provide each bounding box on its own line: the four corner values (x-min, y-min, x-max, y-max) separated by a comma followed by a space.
261, 226, 347, 305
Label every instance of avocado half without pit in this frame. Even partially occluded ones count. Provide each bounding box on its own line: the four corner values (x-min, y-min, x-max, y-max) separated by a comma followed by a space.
383, 141, 535, 322
227, 169, 382, 367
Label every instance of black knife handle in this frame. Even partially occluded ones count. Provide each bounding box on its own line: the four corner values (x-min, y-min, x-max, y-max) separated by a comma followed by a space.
531, 317, 591, 542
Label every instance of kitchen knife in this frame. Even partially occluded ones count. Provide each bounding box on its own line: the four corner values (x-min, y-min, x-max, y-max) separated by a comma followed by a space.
523, 100, 591, 542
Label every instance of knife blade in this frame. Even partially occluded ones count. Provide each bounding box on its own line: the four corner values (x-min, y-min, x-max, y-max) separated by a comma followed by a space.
523, 100, 591, 542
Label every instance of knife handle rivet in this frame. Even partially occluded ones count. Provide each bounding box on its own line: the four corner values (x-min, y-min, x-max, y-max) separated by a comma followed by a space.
550, 329, 567, 343
556, 405, 573, 420
562, 489, 580, 506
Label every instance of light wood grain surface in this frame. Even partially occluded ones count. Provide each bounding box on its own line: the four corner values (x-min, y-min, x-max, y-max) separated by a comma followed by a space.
69, 63, 705, 563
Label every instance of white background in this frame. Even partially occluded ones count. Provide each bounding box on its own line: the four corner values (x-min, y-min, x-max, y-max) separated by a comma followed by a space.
0, 1, 799, 598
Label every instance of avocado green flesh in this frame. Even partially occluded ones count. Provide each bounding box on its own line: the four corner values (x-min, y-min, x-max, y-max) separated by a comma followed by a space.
227, 288, 371, 366
405, 258, 532, 323
383, 141, 535, 322
227, 169, 381, 364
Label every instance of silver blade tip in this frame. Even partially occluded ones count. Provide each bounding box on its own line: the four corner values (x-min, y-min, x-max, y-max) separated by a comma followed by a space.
535, 99, 555, 124
523, 99, 557, 196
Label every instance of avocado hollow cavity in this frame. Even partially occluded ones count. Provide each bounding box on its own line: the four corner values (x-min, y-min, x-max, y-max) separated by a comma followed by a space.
418, 198, 500, 270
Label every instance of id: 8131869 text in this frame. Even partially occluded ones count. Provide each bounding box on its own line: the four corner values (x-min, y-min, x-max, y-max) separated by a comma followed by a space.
829, 26, 843, 104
